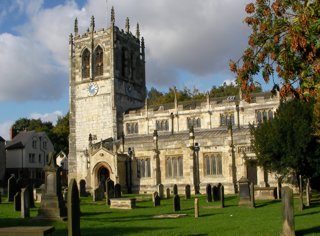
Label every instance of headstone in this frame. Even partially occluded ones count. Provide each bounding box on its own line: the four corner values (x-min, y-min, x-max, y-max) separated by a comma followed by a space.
238, 176, 252, 207
28, 185, 35, 208
277, 180, 282, 199
158, 184, 164, 199
68, 178, 80, 236
79, 179, 88, 197
173, 194, 180, 212
14, 192, 21, 211
154, 194, 160, 207
194, 198, 199, 218
152, 191, 158, 202
173, 184, 178, 195
250, 182, 255, 208
306, 179, 310, 207
216, 183, 222, 201
206, 184, 212, 202
213, 185, 219, 202
114, 184, 121, 198
299, 175, 304, 211
7, 175, 16, 202
220, 185, 225, 208
185, 185, 191, 200
281, 187, 295, 236
166, 188, 170, 199
93, 185, 104, 201
105, 179, 114, 205
21, 187, 30, 218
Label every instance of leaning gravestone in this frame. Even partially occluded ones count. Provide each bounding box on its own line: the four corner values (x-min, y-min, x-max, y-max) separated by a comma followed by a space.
281, 187, 295, 236
7, 175, 16, 202
166, 188, 170, 199
212, 185, 219, 202
14, 192, 21, 211
68, 178, 80, 236
206, 184, 212, 202
173, 194, 180, 212
220, 185, 225, 208
185, 185, 191, 200
158, 184, 164, 199
21, 187, 30, 218
114, 184, 121, 198
173, 184, 178, 195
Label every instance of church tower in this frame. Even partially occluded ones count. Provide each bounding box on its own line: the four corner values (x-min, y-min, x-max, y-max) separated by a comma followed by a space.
68, 8, 146, 183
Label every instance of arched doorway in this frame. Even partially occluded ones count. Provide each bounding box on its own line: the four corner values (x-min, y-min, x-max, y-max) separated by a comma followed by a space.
98, 167, 110, 191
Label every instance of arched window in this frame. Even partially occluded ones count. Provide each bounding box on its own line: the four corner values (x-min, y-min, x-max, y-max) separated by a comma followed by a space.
268, 110, 273, 120
94, 46, 103, 76
82, 49, 90, 79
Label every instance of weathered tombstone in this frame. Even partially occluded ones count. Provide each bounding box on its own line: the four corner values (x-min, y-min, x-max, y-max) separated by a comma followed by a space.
93, 185, 104, 201
281, 187, 295, 236
299, 175, 304, 211
212, 185, 219, 202
28, 185, 35, 208
173, 184, 178, 195
216, 183, 222, 201
114, 184, 121, 198
21, 187, 30, 218
306, 178, 310, 207
158, 184, 164, 199
173, 194, 180, 212
105, 179, 114, 205
185, 185, 191, 200
194, 198, 199, 218
152, 191, 158, 202
7, 175, 16, 202
166, 188, 170, 199
154, 194, 161, 207
14, 192, 21, 211
79, 179, 88, 197
250, 182, 255, 208
220, 185, 225, 208
206, 184, 212, 202
68, 178, 80, 236
238, 176, 252, 207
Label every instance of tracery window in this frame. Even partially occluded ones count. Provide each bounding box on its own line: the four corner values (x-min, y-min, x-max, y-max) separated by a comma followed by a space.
220, 113, 234, 127
126, 122, 139, 134
166, 156, 183, 178
82, 49, 90, 79
136, 158, 151, 178
156, 119, 169, 131
187, 117, 201, 129
256, 109, 274, 124
94, 46, 103, 76
204, 153, 222, 176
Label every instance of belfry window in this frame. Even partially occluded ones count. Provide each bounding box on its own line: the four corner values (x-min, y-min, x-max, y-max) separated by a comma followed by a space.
94, 46, 103, 76
82, 49, 90, 79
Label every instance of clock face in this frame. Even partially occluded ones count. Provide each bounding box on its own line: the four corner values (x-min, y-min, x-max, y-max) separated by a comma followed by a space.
88, 82, 98, 96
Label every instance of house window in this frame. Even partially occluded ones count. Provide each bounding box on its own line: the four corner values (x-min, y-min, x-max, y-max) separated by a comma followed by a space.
187, 117, 201, 129
82, 48, 90, 79
220, 113, 234, 127
29, 153, 35, 163
204, 153, 222, 176
156, 119, 169, 131
38, 154, 42, 163
256, 109, 274, 124
126, 122, 139, 134
94, 46, 103, 76
32, 140, 37, 149
136, 158, 151, 178
166, 156, 183, 178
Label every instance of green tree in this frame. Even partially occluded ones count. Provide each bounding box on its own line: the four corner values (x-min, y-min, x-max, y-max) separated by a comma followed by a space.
250, 99, 320, 181
230, 0, 320, 102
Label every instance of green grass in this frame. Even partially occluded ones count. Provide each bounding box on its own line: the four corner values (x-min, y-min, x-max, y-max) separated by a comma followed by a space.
0, 193, 319, 236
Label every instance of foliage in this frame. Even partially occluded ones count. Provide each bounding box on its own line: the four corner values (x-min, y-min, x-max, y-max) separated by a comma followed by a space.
230, 0, 320, 102
250, 98, 320, 179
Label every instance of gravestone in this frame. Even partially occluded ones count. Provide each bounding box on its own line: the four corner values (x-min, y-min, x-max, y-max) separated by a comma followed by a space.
68, 178, 80, 236
281, 187, 295, 236
105, 179, 115, 205
238, 176, 252, 207
166, 188, 170, 199
220, 185, 225, 208
14, 192, 21, 211
185, 185, 191, 200
152, 191, 158, 202
158, 184, 164, 199
79, 179, 88, 197
28, 185, 35, 208
216, 183, 222, 201
299, 175, 304, 211
212, 185, 219, 202
194, 198, 199, 218
173, 184, 178, 195
154, 193, 160, 207
306, 179, 310, 207
93, 185, 104, 201
21, 187, 30, 218
114, 184, 121, 198
38, 152, 67, 219
7, 175, 16, 202
173, 194, 180, 212
206, 184, 212, 202
250, 182, 255, 208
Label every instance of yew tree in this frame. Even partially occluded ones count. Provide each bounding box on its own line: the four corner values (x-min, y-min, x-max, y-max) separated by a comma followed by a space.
230, 0, 320, 102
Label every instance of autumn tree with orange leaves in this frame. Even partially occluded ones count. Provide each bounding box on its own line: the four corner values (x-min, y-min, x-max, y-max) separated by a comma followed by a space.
230, 0, 320, 102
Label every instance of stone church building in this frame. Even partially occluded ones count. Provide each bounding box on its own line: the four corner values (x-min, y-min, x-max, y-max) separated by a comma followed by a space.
68, 8, 280, 195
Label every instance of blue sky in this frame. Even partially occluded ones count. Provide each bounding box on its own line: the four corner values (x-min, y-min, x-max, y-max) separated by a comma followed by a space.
0, 0, 265, 140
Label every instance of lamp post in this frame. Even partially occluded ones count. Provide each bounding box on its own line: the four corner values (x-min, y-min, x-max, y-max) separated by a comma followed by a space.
189, 126, 200, 194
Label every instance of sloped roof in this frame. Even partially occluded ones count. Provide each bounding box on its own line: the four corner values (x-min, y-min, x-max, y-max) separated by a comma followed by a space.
0, 136, 5, 142
6, 130, 37, 150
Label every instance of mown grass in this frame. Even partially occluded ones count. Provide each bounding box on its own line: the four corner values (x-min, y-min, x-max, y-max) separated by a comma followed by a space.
0, 193, 319, 236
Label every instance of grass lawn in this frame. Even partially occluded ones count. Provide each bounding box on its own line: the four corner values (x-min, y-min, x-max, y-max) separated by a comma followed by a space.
0, 193, 319, 235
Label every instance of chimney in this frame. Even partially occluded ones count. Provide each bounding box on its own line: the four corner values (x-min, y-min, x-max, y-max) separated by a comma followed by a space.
10, 126, 17, 141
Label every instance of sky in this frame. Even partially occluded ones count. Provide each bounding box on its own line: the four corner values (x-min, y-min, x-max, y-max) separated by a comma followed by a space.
0, 0, 258, 140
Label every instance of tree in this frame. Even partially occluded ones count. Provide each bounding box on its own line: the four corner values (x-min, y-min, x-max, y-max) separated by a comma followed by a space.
230, 0, 320, 102
250, 98, 320, 181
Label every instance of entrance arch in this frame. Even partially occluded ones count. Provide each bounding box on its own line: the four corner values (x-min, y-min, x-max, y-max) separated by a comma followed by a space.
98, 167, 109, 191
92, 162, 113, 189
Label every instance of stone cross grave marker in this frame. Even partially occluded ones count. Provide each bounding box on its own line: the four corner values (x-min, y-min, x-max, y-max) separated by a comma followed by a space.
185, 185, 191, 200
68, 178, 80, 236
21, 187, 30, 218
173, 194, 180, 212
281, 187, 295, 236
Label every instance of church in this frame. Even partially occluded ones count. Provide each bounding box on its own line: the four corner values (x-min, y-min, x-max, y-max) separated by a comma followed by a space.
68, 8, 280, 195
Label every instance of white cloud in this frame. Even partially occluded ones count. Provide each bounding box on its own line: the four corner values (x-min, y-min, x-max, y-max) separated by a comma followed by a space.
30, 110, 63, 125
0, 120, 14, 140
